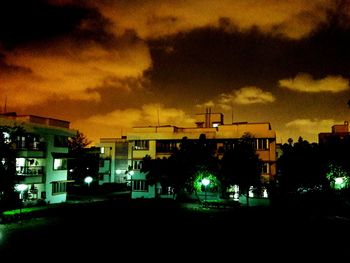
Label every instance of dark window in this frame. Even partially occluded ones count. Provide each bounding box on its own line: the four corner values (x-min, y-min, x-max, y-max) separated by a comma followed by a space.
52, 182, 67, 194
54, 135, 68, 147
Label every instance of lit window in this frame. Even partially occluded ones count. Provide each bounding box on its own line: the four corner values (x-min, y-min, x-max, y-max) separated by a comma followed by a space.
3, 132, 10, 143
54, 158, 67, 170
100, 147, 105, 154
134, 140, 149, 150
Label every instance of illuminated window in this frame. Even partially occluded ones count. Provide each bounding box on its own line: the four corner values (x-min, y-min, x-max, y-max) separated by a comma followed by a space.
134, 140, 149, 150
52, 182, 67, 194
133, 160, 143, 170
100, 147, 105, 154
256, 139, 269, 150
54, 158, 67, 170
3, 132, 10, 143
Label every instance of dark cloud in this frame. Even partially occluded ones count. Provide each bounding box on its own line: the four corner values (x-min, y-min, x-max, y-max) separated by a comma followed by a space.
0, 0, 107, 48
0, 53, 32, 74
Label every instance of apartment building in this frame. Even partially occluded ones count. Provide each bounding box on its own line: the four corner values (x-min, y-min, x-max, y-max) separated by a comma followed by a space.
97, 137, 129, 184
0, 112, 75, 204
126, 111, 276, 198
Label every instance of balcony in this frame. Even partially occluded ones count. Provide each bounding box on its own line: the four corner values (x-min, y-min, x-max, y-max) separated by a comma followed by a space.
15, 142, 46, 158
16, 166, 45, 184
16, 166, 44, 176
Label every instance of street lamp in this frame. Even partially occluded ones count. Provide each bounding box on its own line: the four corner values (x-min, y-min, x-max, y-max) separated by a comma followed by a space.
84, 176, 93, 188
15, 184, 28, 219
201, 178, 210, 202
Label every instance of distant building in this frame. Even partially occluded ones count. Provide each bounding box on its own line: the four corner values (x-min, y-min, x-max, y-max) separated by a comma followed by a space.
98, 110, 277, 199
97, 137, 128, 184
0, 112, 76, 204
128, 112, 276, 198
318, 121, 350, 145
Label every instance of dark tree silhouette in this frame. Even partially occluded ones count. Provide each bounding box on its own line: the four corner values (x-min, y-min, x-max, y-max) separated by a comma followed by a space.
68, 130, 91, 153
278, 137, 324, 192
0, 125, 25, 210
142, 135, 220, 199
220, 133, 262, 206
67, 131, 98, 192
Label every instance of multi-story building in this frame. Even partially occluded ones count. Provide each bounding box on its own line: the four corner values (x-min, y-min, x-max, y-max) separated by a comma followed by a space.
0, 112, 75, 204
318, 121, 350, 145
97, 137, 129, 184
126, 110, 277, 199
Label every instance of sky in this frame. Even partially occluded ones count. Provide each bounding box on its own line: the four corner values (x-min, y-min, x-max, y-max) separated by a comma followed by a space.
1, 0, 350, 144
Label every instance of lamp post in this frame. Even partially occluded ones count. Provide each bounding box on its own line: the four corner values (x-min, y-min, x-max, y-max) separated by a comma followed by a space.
15, 184, 28, 219
84, 176, 93, 188
201, 178, 210, 202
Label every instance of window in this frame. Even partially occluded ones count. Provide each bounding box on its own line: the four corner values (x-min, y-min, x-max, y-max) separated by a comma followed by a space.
261, 163, 270, 174
133, 160, 143, 170
156, 140, 177, 153
132, 180, 147, 191
100, 147, 105, 154
134, 140, 149, 150
54, 158, 67, 170
54, 135, 68, 147
52, 182, 67, 194
3, 132, 10, 144
256, 138, 269, 150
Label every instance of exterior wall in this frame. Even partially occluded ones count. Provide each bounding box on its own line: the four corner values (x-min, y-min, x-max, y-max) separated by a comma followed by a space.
125, 121, 276, 199
98, 138, 129, 184
1, 113, 75, 204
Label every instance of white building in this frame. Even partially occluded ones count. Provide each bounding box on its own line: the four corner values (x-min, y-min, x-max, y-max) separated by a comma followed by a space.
0, 112, 76, 204
98, 111, 277, 199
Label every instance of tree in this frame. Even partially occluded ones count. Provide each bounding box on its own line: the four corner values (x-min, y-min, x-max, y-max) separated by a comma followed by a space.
278, 137, 324, 192
67, 131, 98, 192
220, 133, 262, 206
142, 135, 220, 199
68, 130, 91, 153
0, 125, 25, 211
168, 135, 220, 198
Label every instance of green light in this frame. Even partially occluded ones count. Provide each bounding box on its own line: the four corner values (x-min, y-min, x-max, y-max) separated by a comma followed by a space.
335, 177, 344, 185
201, 178, 210, 186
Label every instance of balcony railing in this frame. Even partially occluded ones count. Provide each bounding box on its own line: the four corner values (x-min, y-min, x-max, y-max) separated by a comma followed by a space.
16, 166, 44, 176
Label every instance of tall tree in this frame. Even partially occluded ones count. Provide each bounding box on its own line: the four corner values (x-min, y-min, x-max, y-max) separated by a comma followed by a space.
0, 125, 25, 211
68, 130, 91, 153
278, 137, 324, 192
67, 131, 98, 192
220, 133, 262, 206
142, 135, 220, 199
168, 135, 219, 196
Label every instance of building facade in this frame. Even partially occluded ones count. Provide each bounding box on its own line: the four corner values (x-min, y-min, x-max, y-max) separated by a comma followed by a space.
98, 111, 277, 199
0, 112, 76, 204
98, 137, 129, 184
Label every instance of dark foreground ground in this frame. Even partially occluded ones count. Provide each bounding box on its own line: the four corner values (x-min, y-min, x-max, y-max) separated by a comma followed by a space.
1, 196, 350, 259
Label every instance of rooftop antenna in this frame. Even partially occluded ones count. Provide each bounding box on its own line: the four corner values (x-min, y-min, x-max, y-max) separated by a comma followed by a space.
231, 103, 234, 124
157, 108, 160, 126
4, 95, 7, 113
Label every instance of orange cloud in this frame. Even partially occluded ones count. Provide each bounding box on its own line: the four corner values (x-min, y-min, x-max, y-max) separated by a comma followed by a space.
72, 104, 196, 144
95, 0, 336, 39
1, 35, 151, 107
279, 73, 350, 93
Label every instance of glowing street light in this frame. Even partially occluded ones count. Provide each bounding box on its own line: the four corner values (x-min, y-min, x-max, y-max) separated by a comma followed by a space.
84, 176, 93, 188
15, 184, 28, 219
201, 178, 210, 202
